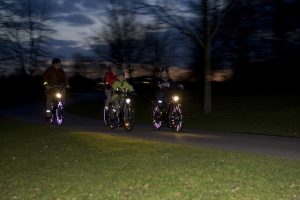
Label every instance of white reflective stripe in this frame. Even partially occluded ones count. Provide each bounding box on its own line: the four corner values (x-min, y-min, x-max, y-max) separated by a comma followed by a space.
43, 82, 48, 85
46, 110, 51, 113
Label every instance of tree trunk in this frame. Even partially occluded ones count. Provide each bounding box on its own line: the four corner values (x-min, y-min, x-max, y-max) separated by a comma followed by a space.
203, 41, 212, 114
203, 0, 211, 114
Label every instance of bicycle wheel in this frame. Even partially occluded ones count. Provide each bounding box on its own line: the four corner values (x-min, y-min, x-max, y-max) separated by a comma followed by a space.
104, 106, 109, 126
56, 102, 64, 126
108, 109, 117, 129
152, 105, 163, 130
169, 104, 183, 132
123, 106, 135, 131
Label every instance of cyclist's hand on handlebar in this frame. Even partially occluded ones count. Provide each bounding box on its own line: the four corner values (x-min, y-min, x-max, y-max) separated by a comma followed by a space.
114, 88, 122, 94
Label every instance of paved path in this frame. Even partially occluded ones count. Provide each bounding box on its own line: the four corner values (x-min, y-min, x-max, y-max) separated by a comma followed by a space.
1, 93, 300, 161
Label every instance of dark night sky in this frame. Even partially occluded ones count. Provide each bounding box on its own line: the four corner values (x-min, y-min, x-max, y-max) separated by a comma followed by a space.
46, 0, 107, 58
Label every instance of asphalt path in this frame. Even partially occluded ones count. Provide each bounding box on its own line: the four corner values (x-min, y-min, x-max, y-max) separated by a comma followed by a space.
1, 93, 300, 161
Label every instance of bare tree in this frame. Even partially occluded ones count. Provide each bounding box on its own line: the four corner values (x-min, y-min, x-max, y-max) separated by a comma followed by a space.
0, 0, 16, 62
138, 0, 238, 114
1, 0, 53, 75
0, 0, 12, 33
141, 30, 167, 73
92, 0, 145, 77
0, 0, 15, 33
221, 0, 300, 91
139, 20, 178, 74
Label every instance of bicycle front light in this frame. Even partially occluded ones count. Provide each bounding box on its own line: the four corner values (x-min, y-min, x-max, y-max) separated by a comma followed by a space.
125, 98, 131, 104
172, 95, 179, 102
56, 93, 62, 99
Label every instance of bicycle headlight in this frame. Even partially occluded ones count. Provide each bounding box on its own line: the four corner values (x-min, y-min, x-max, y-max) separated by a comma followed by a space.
125, 98, 131, 104
158, 100, 163, 104
56, 93, 62, 99
172, 95, 179, 102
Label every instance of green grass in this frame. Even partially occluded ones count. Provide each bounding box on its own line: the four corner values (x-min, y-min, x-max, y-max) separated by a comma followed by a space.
0, 118, 299, 199
66, 92, 300, 137
184, 93, 300, 137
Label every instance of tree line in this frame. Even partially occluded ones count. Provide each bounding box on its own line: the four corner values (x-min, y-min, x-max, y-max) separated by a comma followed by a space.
92, 0, 299, 113
1, 0, 299, 113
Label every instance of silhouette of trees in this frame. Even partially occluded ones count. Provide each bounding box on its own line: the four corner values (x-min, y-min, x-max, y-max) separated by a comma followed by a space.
92, 0, 146, 77
0, 0, 54, 75
139, 30, 170, 74
137, 0, 238, 113
220, 0, 300, 92
0, 0, 15, 63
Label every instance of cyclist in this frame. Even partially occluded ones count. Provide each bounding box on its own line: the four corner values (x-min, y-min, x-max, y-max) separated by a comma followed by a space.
43, 58, 69, 118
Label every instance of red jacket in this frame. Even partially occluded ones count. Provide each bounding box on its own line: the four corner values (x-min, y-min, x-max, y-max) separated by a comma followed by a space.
104, 71, 117, 86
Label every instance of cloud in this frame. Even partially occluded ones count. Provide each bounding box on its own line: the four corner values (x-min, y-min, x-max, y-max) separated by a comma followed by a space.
54, 14, 95, 26
82, 1, 107, 10
52, 0, 106, 14
51, 38, 78, 45
48, 39, 94, 59
52, 45, 94, 59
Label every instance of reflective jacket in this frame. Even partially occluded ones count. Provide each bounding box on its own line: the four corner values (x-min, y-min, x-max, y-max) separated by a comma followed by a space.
111, 80, 134, 100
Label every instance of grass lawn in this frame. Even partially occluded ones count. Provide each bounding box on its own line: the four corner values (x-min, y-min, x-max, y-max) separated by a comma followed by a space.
184, 93, 300, 137
0, 118, 299, 199
66, 92, 300, 137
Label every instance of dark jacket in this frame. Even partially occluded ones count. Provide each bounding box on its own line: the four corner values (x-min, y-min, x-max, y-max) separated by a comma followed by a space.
43, 66, 68, 87
156, 78, 176, 90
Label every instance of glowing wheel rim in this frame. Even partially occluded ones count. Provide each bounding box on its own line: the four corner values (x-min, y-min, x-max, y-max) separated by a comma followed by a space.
152, 106, 163, 130
56, 102, 63, 126
170, 105, 183, 132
